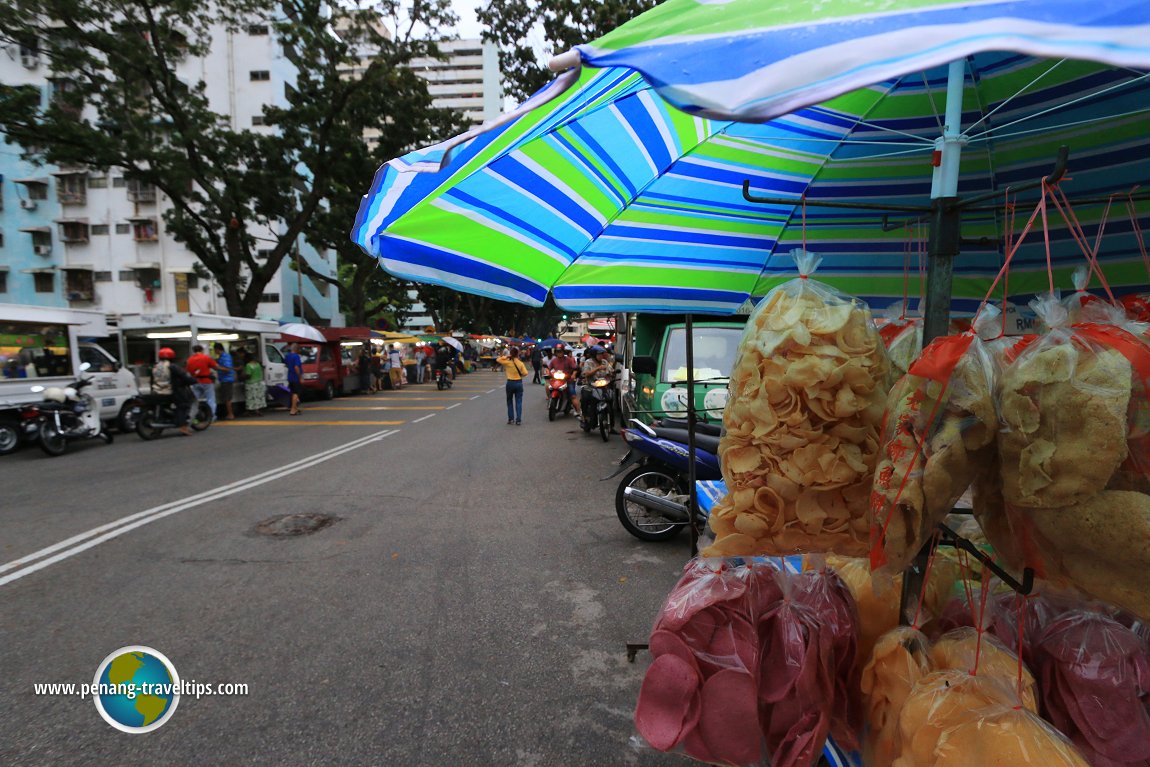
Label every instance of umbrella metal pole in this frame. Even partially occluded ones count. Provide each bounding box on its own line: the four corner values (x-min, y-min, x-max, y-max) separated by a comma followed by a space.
685, 314, 699, 558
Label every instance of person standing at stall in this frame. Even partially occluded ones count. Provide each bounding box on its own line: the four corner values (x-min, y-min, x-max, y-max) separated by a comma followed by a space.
213, 342, 238, 420
186, 344, 219, 422
239, 349, 265, 417
496, 347, 529, 425
285, 342, 304, 416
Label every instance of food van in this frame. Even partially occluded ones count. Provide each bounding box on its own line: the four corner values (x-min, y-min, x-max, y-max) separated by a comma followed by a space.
0, 304, 139, 430
117, 312, 288, 410
287, 327, 373, 399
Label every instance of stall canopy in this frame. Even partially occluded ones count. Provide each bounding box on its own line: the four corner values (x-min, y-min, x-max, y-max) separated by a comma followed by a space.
352, 0, 1150, 317
370, 330, 421, 344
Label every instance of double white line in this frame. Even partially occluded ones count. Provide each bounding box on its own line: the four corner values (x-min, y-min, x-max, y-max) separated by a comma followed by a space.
0, 429, 399, 588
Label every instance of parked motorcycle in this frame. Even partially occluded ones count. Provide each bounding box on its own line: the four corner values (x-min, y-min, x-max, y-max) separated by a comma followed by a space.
30, 363, 114, 457
0, 403, 25, 455
135, 394, 213, 440
579, 372, 617, 441
609, 418, 723, 542
545, 370, 573, 421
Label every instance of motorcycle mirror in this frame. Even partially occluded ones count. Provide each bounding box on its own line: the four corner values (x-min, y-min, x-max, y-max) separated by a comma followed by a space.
631, 356, 657, 375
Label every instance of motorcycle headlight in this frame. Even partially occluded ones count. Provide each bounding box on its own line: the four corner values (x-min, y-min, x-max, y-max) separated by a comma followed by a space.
593, 379, 608, 388
553, 371, 565, 381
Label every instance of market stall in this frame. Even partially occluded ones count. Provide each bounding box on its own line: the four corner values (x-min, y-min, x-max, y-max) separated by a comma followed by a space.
351, 0, 1150, 763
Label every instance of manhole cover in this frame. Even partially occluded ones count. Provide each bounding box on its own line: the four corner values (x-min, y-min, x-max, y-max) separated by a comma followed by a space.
252, 513, 340, 538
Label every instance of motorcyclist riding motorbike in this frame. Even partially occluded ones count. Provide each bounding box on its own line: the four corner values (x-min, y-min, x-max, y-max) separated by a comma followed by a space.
579, 345, 610, 417
151, 347, 197, 436
548, 344, 581, 418
434, 341, 456, 386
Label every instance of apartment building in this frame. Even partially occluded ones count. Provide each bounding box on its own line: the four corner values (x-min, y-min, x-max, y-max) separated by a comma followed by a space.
411, 39, 502, 128
0, 24, 339, 324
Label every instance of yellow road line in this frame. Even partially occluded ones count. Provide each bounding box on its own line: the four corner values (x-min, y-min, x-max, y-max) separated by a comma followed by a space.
308, 406, 447, 411
363, 396, 473, 400
214, 419, 406, 426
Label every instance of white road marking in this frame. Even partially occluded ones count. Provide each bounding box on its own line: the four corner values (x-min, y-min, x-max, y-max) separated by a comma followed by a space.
0, 429, 399, 587
486, 388, 498, 393
412, 414, 437, 423
446, 403, 461, 410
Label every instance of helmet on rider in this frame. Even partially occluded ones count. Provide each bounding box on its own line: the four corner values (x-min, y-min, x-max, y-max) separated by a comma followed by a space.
553, 343, 566, 353
158, 347, 177, 360
589, 345, 606, 357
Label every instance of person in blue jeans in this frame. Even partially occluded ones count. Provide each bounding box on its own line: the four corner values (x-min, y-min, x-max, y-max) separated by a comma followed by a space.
496, 348, 529, 425
213, 342, 238, 420
284, 342, 304, 416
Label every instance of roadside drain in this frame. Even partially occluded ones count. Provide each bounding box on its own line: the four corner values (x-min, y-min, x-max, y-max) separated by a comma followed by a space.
251, 513, 341, 538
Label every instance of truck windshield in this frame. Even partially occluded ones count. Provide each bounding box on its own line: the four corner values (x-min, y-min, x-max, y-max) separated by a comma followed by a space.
660, 327, 743, 383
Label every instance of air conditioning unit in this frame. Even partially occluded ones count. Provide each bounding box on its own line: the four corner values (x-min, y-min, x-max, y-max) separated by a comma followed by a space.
34, 245, 52, 256
19, 199, 37, 211
20, 54, 38, 69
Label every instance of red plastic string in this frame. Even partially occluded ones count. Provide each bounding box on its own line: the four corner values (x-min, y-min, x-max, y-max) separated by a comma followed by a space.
1001, 188, 1016, 338
1015, 593, 1028, 706
1127, 186, 1150, 278
801, 192, 807, 257
1049, 185, 1117, 303
972, 187, 1049, 327
1039, 181, 1055, 295
971, 564, 992, 676
902, 234, 912, 319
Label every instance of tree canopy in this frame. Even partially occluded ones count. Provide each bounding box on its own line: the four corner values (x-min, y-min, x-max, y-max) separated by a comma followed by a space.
0, 0, 462, 320
476, 0, 657, 103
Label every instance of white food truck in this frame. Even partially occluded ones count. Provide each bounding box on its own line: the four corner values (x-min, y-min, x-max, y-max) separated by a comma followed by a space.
0, 304, 140, 430
116, 312, 288, 412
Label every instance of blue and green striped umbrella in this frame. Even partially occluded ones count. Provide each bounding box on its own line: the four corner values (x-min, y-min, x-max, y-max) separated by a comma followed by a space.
352, 0, 1150, 314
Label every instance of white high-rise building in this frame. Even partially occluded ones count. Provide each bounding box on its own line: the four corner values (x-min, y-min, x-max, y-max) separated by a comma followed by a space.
411, 39, 502, 128
0, 22, 339, 323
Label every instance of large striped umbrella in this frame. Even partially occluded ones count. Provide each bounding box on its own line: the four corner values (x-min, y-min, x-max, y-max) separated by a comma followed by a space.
351, 0, 1150, 315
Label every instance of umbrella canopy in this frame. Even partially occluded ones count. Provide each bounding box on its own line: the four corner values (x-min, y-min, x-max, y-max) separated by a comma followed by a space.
537, 337, 563, 348
352, 1, 1150, 316
441, 337, 464, 352
278, 322, 327, 343
371, 330, 421, 344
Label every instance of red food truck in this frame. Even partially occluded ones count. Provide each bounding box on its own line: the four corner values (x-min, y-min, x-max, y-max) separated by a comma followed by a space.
284, 327, 374, 400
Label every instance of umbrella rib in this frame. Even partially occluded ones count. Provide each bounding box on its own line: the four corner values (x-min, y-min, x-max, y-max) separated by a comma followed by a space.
964, 58, 1066, 135
806, 106, 935, 145
920, 70, 946, 133
967, 71, 1150, 142
966, 104, 1150, 143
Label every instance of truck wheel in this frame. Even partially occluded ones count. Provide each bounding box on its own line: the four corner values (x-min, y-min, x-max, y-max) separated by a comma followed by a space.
323, 381, 335, 400
0, 423, 19, 455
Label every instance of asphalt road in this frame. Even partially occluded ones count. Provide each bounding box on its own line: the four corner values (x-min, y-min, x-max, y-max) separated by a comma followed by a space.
0, 371, 697, 766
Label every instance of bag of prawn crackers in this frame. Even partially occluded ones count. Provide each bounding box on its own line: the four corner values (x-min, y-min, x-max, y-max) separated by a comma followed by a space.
869, 332, 998, 573
704, 249, 890, 558
996, 294, 1150, 619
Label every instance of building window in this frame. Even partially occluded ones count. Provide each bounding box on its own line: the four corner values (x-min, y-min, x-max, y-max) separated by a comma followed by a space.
126, 178, 156, 203
118, 270, 135, 281
0, 272, 7, 292
248, 24, 269, 35
260, 293, 280, 303
91, 224, 109, 235
88, 175, 108, 188
34, 272, 54, 293
94, 271, 112, 282
57, 174, 86, 205
58, 221, 89, 242
0, 232, 4, 248
256, 249, 273, 260
115, 223, 130, 234
131, 219, 158, 241
250, 70, 270, 81
112, 176, 126, 188
186, 274, 199, 289
28, 183, 48, 201
65, 270, 94, 301
252, 115, 265, 126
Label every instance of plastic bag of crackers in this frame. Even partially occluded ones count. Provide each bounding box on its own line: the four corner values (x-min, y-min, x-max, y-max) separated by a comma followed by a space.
993, 294, 1150, 620
869, 331, 998, 574
704, 249, 890, 558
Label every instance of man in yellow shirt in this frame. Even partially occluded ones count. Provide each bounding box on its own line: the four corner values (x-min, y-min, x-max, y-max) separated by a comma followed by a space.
496, 348, 529, 425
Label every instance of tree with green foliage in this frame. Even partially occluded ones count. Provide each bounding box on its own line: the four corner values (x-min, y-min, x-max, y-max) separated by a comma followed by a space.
476, 0, 657, 103
0, 0, 461, 319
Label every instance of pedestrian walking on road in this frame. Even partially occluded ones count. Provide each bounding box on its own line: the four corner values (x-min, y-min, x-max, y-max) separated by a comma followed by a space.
285, 342, 304, 416
496, 347, 529, 425
214, 342, 238, 420
388, 345, 405, 389
186, 344, 219, 422
239, 349, 265, 417
414, 346, 426, 384
530, 346, 543, 384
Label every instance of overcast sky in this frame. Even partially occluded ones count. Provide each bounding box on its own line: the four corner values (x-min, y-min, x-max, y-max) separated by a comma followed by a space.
452, 0, 483, 39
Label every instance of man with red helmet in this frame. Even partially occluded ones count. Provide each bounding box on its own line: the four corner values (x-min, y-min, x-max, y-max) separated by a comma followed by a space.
151, 347, 196, 435
547, 343, 582, 417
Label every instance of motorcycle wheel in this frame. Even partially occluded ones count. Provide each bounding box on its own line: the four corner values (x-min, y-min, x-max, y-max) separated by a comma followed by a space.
101, 430, 114, 444
191, 402, 213, 431
118, 402, 142, 434
437, 377, 445, 391
548, 395, 559, 422
136, 413, 163, 441
0, 423, 19, 455
615, 466, 683, 542
39, 422, 68, 457
600, 409, 611, 442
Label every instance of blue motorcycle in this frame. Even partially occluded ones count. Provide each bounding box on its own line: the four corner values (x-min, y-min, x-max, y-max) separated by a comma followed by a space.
610, 418, 723, 542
